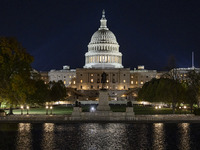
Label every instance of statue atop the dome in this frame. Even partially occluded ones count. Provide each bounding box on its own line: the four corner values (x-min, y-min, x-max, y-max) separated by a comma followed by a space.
102, 9, 105, 19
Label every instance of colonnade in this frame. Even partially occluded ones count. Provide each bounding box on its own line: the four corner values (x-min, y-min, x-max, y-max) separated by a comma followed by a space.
85, 55, 122, 64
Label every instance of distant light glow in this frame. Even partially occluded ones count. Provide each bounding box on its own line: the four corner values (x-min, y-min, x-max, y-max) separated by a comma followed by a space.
90, 107, 95, 112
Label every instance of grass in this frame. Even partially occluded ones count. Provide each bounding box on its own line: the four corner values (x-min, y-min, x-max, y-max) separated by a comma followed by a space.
3, 104, 191, 115
4, 105, 73, 115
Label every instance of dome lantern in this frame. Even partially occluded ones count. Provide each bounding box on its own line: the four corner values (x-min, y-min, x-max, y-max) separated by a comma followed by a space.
99, 10, 108, 30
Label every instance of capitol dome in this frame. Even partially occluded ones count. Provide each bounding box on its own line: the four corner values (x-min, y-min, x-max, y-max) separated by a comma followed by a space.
90, 30, 118, 44
84, 10, 123, 69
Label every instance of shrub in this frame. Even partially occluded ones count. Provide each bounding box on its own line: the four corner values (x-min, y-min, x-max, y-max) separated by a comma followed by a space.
0, 109, 5, 113
194, 108, 200, 115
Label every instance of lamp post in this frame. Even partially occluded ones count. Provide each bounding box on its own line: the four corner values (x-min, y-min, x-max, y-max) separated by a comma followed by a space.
26, 106, 29, 115
21, 105, 24, 115
50, 106, 53, 115
46, 106, 49, 115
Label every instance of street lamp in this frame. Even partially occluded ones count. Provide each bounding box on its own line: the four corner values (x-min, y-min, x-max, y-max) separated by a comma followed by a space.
26, 106, 29, 115
50, 106, 53, 115
155, 106, 158, 109
46, 106, 49, 115
21, 105, 24, 115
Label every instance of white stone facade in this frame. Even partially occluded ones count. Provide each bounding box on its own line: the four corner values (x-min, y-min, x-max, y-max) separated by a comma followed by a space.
130, 66, 157, 88
48, 66, 76, 87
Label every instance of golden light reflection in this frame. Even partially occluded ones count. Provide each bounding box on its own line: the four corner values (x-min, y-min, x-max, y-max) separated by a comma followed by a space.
153, 123, 165, 150
17, 123, 32, 150
42, 123, 55, 150
178, 123, 190, 150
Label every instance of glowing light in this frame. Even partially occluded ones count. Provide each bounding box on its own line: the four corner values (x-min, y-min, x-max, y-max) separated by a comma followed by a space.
155, 106, 158, 109
90, 107, 95, 112
21, 105, 24, 109
27, 106, 29, 110
46, 106, 49, 109
158, 106, 161, 109
183, 106, 187, 109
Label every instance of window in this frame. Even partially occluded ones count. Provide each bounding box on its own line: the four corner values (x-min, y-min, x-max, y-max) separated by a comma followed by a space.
106, 86, 109, 89
64, 81, 66, 84
73, 81, 76, 84
69, 76, 71, 78
64, 76, 66, 78
113, 74, 115, 76
69, 81, 71, 84
141, 81, 144, 85
97, 85, 99, 89
131, 76, 133, 78
91, 74, 93, 76
97, 74, 100, 76
136, 81, 138, 85
91, 79, 93, 83
80, 80, 83, 83
123, 80, 126, 83
131, 81, 133, 84
124, 74, 126, 76
91, 85, 93, 89
106, 80, 109, 83
80, 86, 82, 89
146, 76, 148, 78
124, 86, 126, 89
112, 79, 115, 83
97, 79, 100, 83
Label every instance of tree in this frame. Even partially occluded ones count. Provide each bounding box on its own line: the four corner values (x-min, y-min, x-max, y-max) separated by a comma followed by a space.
185, 70, 200, 108
138, 78, 185, 113
166, 55, 176, 71
0, 37, 34, 114
162, 55, 179, 80
49, 80, 66, 101
27, 80, 50, 105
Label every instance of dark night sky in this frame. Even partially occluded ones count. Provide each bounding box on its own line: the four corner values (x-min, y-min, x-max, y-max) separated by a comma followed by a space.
0, 0, 200, 71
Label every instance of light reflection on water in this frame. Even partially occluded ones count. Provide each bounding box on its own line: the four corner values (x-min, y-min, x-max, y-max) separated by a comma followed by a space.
1, 123, 199, 149
178, 123, 190, 150
153, 123, 165, 150
79, 123, 129, 150
42, 123, 55, 150
16, 123, 32, 150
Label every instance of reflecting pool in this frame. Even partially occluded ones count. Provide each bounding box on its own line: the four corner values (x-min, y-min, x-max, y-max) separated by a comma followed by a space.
0, 123, 200, 150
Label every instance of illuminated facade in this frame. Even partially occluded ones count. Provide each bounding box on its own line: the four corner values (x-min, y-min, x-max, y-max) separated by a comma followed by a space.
84, 10, 123, 69
48, 65, 76, 88
46, 10, 161, 100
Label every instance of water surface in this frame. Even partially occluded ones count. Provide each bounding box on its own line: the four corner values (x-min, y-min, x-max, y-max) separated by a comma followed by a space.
0, 123, 200, 150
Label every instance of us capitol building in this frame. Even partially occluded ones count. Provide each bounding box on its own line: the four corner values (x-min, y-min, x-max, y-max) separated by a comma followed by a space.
45, 10, 161, 100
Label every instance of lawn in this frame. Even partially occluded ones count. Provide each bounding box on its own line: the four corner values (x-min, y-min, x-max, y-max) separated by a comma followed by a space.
3, 104, 191, 115
4, 105, 73, 115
